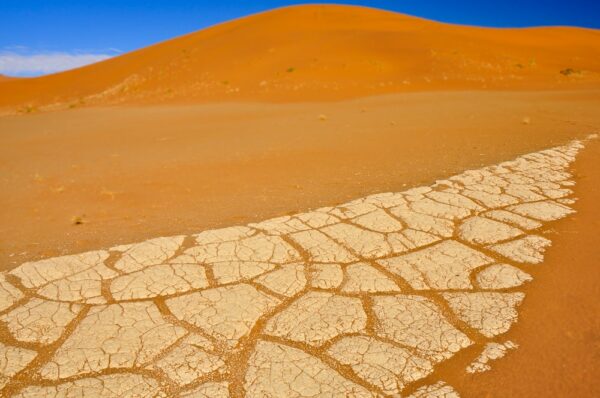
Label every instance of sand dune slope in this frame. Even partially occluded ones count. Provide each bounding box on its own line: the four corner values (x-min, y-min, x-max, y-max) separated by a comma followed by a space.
1, 5, 599, 112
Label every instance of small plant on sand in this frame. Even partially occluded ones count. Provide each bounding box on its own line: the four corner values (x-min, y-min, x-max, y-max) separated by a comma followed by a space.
560, 68, 580, 76
287, 67, 295, 73
19, 105, 37, 114
71, 215, 86, 225
68, 98, 85, 109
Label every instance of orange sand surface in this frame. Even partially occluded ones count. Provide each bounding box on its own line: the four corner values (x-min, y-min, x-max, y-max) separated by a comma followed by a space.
0, 5, 599, 113
0, 4, 599, 397
455, 138, 600, 398
1, 90, 598, 269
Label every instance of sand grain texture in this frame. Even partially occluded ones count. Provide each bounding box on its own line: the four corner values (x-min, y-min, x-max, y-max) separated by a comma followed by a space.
0, 5, 599, 113
0, 5, 599, 397
0, 140, 591, 397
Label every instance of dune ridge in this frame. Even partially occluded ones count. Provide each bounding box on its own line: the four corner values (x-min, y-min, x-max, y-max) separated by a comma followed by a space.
0, 4, 599, 113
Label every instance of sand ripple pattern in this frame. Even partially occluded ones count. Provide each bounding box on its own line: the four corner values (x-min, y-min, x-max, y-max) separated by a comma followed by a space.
0, 140, 585, 397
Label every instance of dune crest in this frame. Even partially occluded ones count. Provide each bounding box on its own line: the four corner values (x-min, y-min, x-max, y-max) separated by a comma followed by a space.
1, 4, 599, 113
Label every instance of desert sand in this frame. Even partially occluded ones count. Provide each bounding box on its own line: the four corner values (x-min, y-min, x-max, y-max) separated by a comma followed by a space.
0, 139, 590, 397
0, 5, 599, 113
0, 4, 599, 398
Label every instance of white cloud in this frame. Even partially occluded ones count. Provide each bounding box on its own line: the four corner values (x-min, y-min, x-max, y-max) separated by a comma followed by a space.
0, 52, 113, 77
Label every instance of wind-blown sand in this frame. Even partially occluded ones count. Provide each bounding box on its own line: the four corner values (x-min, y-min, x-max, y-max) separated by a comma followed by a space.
0, 4, 599, 397
2, 89, 599, 267
0, 5, 599, 113
0, 138, 591, 397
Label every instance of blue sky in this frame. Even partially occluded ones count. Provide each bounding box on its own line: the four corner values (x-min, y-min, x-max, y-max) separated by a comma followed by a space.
1, 0, 599, 76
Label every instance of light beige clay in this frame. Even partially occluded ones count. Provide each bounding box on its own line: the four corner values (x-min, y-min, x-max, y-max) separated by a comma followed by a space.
0, 140, 583, 397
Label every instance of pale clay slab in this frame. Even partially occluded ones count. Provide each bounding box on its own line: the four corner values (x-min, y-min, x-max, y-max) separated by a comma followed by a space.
0, 139, 587, 397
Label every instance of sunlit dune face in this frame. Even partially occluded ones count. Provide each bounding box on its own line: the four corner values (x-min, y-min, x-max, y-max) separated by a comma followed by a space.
0, 4, 599, 114
0, 4, 599, 397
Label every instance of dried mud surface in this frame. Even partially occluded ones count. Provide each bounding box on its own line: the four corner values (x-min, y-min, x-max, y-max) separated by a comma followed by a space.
0, 139, 594, 397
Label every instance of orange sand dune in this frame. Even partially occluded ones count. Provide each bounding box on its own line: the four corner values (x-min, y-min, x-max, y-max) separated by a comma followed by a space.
1, 4, 599, 112
1, 5, 600, 397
